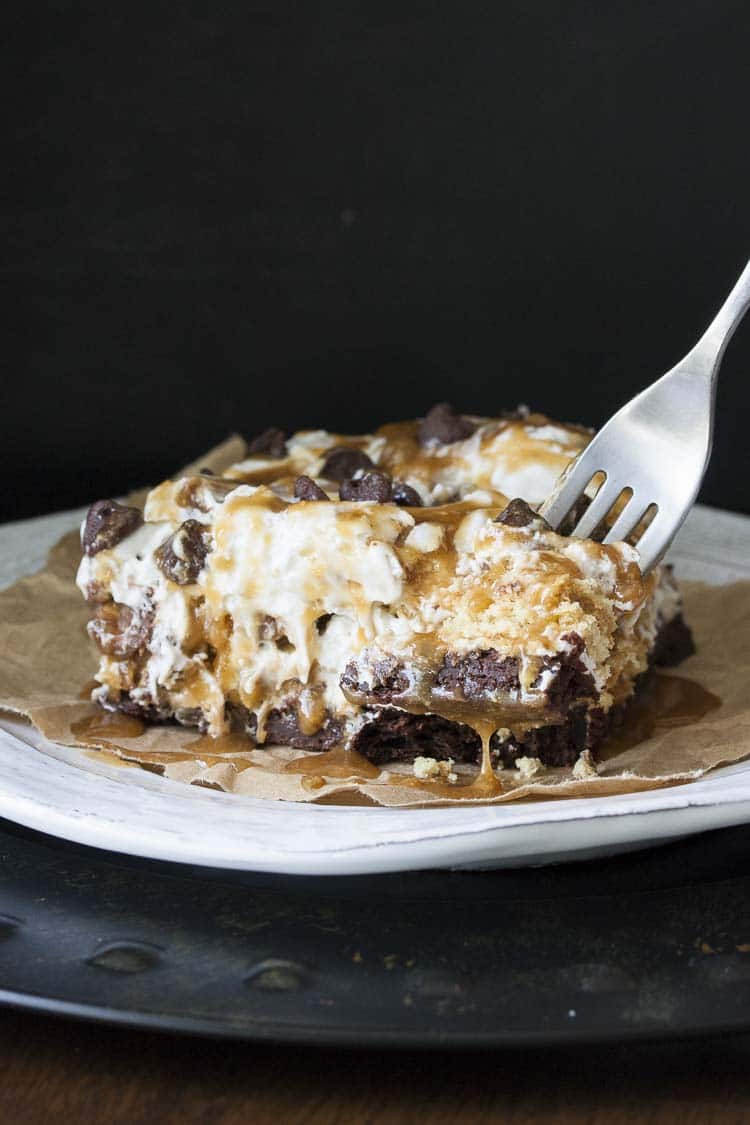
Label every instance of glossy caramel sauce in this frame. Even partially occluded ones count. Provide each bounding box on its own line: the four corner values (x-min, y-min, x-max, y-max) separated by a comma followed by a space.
78, 680, 100, 700
393, 720, 504, 801
224, 462, 297, 486
72, 710, 146, 743
283, 746, 381, 780
73, 674, 720, 802
184, 731, 256, 756
175, 475, 240, 511
302, 775, 326, 792
375, 416, 585, 494
129, 731, 255, 773
310, 788, 381, 806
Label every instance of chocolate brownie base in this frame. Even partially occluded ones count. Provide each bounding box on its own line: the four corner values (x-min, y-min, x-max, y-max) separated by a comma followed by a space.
350, 613, 694, 771
490, 705, 610, 769
99, 615, 695, 770
350, 708, 482, 766
226, 702, 344, 751
347, 702, 605, 770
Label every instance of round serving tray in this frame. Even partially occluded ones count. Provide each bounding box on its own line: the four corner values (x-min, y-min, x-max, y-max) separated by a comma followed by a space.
2, 815, 750, 1047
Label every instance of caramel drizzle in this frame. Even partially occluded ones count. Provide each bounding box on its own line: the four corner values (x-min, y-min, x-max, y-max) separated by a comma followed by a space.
74, 673, 721, 801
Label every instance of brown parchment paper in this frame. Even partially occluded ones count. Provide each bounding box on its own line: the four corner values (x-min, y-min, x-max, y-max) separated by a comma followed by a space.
1, 436, 749, 806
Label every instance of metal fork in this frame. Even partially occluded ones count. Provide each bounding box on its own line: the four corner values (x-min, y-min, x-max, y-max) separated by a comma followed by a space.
539, 258, 750, 572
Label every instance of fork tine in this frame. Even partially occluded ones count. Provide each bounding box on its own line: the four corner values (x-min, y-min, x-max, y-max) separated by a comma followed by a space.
632, 513, 670, 574
603, 494, 646, 545
571, 477, 623, 540
538, 457, 602, 529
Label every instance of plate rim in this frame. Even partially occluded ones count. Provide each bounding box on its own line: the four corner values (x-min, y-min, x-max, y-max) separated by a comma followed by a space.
4, 716, 750, 875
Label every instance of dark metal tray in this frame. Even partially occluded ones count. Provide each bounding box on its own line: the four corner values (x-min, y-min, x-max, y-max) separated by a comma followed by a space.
2, 817, 750, 1047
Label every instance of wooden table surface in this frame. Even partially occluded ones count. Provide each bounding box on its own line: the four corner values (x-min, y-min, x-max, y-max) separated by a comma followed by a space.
3, 1007, 750, 1124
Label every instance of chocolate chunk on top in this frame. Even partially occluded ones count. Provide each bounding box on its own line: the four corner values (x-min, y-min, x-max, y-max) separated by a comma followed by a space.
391, 480, 423, 507
494, 498, 546, 529
501, 404, 531, 420
294, 475, 330, 501
339, 470, 393, 503
247, 427, 287, 458
155, 519, 212, 585
418, 403, 477, 446
82, 500, 143, 557
320, 446, 374, 482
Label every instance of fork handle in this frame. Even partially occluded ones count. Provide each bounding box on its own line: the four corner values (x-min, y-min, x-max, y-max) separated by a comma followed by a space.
688, 257, 750, 378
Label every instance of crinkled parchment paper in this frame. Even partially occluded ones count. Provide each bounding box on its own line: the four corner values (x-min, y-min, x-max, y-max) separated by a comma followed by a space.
1, 436, 749, 806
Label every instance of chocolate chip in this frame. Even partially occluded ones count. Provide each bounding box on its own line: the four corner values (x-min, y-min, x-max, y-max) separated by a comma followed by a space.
339, 470, 393, 502
418, 403, 476, 446
199, 467, 216, 476
501, 404, 531, 420
88, 603, 153, 659
320, 446, 374, 482
294, 475, 330, 501
391, 480, 423, 507
494, 498, 544, 528
340, 658, 410, 704
247, 427, 287, 457
155, 520, 212, 585
82, 500, 143, 557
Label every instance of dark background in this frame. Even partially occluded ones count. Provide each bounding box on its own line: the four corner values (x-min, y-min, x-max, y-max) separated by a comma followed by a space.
3, 2, 750, 522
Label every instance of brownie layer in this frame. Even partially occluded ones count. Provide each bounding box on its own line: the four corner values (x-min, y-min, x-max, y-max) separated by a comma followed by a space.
349, 612, 691, 771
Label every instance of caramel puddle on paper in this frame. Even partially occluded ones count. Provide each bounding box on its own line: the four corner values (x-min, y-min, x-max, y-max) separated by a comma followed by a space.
71, 710, 146, 743
72, 710, 195, 771
283, 746, 381, 784
600, 673, 721, 759
71, 710, 258, 773
71, 672, 720, 798
178, 731, 258, 773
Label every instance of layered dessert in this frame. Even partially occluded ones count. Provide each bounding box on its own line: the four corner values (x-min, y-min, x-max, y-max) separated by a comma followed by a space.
76, 404, 694, 784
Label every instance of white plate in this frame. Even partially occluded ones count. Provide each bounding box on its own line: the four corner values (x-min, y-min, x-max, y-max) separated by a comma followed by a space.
1, 504, 749, 875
